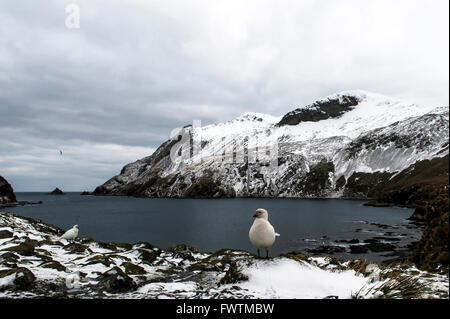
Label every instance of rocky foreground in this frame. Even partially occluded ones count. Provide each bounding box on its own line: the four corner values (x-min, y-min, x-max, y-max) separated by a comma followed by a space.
0, 212, 448, 299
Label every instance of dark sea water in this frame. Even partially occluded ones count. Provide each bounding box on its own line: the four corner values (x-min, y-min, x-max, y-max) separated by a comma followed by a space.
5, 193, 422, 262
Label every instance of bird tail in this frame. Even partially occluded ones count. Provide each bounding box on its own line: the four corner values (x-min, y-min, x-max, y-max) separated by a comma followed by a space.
275, 233, 280, 237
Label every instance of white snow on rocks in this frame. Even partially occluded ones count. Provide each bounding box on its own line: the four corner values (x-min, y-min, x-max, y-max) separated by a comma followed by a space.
1, 212, 448, 299
231, 258, 370, 299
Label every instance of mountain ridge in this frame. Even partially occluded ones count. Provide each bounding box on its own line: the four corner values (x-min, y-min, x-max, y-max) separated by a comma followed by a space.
94, 91, 449, 201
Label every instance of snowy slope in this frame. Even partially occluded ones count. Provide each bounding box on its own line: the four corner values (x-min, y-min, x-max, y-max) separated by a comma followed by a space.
94, 91, 449, 198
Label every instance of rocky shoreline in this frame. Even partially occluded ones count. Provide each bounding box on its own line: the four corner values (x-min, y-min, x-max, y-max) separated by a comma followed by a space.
1, 212, 448, 299
0, 201, 43, 209
89, 192, 439, 266
299, 221, 425, 265
0, 176, 17, 206
0, 176, 43, 209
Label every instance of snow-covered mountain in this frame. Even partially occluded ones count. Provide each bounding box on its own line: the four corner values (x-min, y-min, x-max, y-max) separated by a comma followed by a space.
94, 90, 449, 199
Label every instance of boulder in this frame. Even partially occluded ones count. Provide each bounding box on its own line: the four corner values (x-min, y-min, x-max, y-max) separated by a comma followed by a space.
64, 242, 91, 254
84, 255, 113, 267
96, 267, 136, 293
3, 242, 35, 256
167, 244, 198, 261
0, 230, 13, 239
121, 262, 146, 275
40, 260, 67, 272
137, 249, 159, 265
0, 267, 36, 290
0, 252, 19, 261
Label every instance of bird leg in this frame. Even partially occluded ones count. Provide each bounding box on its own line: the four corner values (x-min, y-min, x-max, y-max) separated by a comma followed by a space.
265, 249, 269, 259
257, 249, 260, 258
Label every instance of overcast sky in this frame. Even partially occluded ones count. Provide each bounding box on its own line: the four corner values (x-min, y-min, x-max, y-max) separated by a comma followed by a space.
0, 0, 448, 191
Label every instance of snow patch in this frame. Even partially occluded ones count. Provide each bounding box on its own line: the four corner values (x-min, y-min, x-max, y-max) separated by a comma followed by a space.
234, 258, 370, 299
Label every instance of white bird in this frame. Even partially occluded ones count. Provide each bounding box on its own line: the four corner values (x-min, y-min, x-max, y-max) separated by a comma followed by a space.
60, 225, 79, 240
249, 208, 280, 258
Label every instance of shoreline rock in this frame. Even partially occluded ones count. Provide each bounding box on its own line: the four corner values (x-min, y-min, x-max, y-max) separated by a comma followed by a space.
0, 176, 17, 205
0, 176, 43, 209
0, 200, 43, 209
363, 201, 394, 207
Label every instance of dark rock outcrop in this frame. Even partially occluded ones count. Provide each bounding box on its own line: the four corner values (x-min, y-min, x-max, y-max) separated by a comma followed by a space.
0, 176, 17, 204
409, 186, 449, 270
50, 188, 65, 195
96, 267, 137, 293
349, 245, 369, 254
378, 155, 449, 206
359, 155, 449, 270
0, 230, 13, 239
121, 262, 146, 275
2, 243, 36, 256
293, 160, 335, 196
277, 95, 359, 126
362, 240, 396, 252
409, 206, 427, 222
0, 267, 36, 290
343, 172, 394, 199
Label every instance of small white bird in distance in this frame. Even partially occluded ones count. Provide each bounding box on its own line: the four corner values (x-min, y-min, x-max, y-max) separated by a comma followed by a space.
60, 225, 79, 241
249, 208, 280, 258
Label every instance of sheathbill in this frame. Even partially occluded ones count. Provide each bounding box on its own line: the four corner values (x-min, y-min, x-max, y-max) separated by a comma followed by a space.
60, 225, 79, 241
249, 208, 280, 258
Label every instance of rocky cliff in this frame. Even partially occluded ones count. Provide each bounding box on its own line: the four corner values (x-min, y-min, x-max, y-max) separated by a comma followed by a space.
0, 176, 16, 205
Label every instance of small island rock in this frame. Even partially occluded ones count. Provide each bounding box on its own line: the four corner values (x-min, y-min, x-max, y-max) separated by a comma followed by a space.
50, 188, 65, 195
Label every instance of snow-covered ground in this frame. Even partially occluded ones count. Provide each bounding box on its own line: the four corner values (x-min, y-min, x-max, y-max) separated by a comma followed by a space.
1, 212, 448, 299
229, 258, 369, 299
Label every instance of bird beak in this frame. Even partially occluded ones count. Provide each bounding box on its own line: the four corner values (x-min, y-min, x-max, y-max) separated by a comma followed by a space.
253, 213, 258, 218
